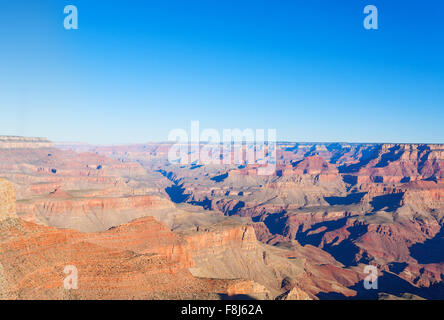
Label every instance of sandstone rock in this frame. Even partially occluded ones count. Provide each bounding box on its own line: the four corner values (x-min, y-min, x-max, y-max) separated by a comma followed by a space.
277, 287, 313, 300
0, 179, 16, 221
227, 280, 271, 300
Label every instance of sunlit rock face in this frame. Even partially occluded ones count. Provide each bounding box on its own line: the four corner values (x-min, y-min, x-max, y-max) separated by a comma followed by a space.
0, 179, 16, 221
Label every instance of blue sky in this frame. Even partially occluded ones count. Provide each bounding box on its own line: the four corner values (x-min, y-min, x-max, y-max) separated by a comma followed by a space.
0, 0, 443, 144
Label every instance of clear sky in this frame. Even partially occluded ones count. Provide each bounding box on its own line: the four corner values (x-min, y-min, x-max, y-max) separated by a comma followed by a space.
0, 0, 443, 144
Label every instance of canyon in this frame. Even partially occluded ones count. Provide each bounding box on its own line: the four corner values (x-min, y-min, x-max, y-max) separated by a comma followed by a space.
0, 137, 443, 299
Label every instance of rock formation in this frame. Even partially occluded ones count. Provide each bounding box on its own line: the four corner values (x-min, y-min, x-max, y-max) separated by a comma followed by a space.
0, 179, 16, 221
1, 138, 443, 299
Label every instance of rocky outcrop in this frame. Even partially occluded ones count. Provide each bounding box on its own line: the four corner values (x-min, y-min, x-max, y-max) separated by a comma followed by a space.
277, 287, 313, 300
227, 280, 271, 300
184, 223, 257, 255
0, 179, 16, 221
